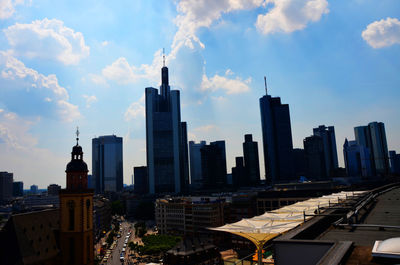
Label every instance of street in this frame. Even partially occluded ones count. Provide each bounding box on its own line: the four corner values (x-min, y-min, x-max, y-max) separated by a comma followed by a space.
103, 221, 133, 265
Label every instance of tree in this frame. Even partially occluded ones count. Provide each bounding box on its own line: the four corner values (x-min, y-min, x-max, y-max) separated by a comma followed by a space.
111, 200, 124, 215
106, 231, 115, 246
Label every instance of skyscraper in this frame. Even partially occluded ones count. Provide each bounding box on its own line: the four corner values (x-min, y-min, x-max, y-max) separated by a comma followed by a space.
200, 141, 227, 189
313, 125, 339, 177
92, 135, 123, 193
60, 131, 94, 265
146, 62, 189, 194
189, 141, 206, 190
12, 181, 23, 197
354, 122, 389, 176
0, 172, 13, 203
343, 139, 372, 177
303, 135, 326, 179
243, 134, 260, 186
259, 83, 294, 184
232, 156, 246, 188
134, 166, 148, 194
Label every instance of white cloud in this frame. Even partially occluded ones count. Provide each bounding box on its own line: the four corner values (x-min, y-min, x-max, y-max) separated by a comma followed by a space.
101, 41, 109, 47
4, 18, 90, 65
201, 71, 251, 94
82, 94, 97, 108
173, 0, 264, 53
0, 109, 36, 150
193, 124, 218, 132
0, 0, 28, 20
87, 73, 109, 87
124, 94, 145, 121
362, 17, 400, 49
256, 0, 329, 34
0, 51, 80, 122
0, 109, 66, 188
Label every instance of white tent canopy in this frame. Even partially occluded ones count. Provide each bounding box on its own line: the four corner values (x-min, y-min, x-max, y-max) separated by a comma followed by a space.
209, 190, 367, 263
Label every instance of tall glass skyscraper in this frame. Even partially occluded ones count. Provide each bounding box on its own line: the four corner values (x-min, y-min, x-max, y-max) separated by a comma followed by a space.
259, 87, 294, 184
243, 134, 260, 185
92, 135, 123, 193
313, 125, 339, 177
354, 122, 389, 176
146, 63, 189, 194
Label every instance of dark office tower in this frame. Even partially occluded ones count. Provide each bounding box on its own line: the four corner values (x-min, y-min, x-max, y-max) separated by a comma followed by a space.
134, 166, 148, 194
0, 172, 13, 203
232, 157, 246, 188
343, 139, 372, 177
47, 184, 61, 196
389, 151, 400, 175
303, 136, 326, 179
313, 125, 339, 177
146, 62, 188, 194
355, 122, 389, 176
12, 181, 23, 197
180, 122, 190, 193
243, 134, 260, 186
92, 135, 123, 193
189, 141, 206, 189
200, 141, 227, 189
293, 148, 307, 178
260, 89, 294, 184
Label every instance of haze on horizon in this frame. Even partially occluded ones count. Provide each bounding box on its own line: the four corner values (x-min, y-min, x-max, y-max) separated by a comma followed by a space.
0, 0, 399, 188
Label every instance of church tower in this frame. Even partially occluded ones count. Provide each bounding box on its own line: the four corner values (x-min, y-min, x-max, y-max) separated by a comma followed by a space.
59, 128, 94, 265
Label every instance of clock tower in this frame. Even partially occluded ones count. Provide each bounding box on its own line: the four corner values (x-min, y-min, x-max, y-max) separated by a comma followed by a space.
59, 128, 94, 265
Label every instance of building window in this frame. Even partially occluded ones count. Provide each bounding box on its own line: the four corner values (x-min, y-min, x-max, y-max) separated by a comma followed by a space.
86, 199, 90, 229
67, 200, 75, 231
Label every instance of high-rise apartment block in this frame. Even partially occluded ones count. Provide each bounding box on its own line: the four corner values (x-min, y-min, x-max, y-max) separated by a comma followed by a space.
313, 125, 339, 177
354, 122, 389, 176
200, 141, 227, 189
243, 134, 261, 186
189, 141, 206, 189
0, 172, 13, 203
12, 181, 23, 197
260, 88, 294, 184
389, 151, 400, 175
146, 63, 189, 194
92, 135, 123, 193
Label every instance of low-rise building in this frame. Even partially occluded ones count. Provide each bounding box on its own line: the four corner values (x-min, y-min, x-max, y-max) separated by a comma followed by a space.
156, 196, 226, 236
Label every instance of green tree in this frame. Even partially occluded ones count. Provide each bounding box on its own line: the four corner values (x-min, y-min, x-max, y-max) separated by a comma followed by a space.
111, 200, 124, 215
106, 231, 115, 246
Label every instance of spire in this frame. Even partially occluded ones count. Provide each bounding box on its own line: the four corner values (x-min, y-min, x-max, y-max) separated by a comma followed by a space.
76, 126, 80, 145
264, 76, 268, 95
163, 48, 166, 67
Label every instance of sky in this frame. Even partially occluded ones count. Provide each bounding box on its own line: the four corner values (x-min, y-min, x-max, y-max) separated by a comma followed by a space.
0, 0, 400, 189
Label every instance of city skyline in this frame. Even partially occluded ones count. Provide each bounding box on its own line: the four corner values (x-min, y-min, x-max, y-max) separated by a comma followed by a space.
0, 1, 400, 188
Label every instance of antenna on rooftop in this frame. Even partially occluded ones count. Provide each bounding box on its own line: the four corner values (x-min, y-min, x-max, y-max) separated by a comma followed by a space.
163, 48, 166, 67
264, 76, 268, 95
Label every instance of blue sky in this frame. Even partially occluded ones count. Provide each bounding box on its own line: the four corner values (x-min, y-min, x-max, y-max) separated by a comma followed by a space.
0, 0, 399, 188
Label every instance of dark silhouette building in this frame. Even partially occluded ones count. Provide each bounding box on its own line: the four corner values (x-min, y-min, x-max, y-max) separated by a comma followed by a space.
200, 141, 227, 189
189, 141, 206, 190
47, 184, 61, 196
389, 151, 400, 175
0, 172, 13, 203
12, 181, 23, 197
92, 135, 123, 193
259, 83, 294, 184
134, 166, 148, 194
293, 148, 307, 179
243, 134, 261, 186
145, 61, 189, 194
313, 125, 339, 177
232, 156, 246, 188
303, 135, 326, 179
